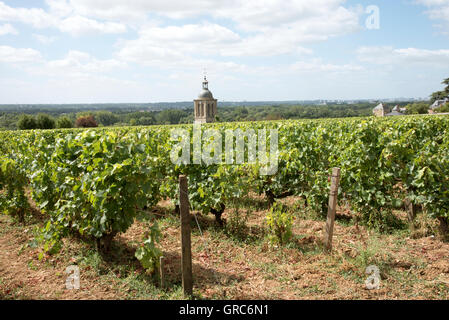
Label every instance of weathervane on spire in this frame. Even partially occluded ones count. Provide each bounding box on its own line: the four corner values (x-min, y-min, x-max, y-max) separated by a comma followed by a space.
202, 68, 208, 90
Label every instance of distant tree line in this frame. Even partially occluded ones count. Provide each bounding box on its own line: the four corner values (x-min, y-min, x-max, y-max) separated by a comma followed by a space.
0, 101, 432, 131
17, 114, 73, 130
3, 76, 447, 131
16, 114, 101, 130
403, 102, 429, 114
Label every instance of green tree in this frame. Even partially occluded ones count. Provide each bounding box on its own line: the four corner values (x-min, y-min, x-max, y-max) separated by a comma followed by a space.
136, 116, 155, 126
435, 103, 449, 113
430, 77, 449, 103
36, 113, 56, 129
95, 111, 119, 126
155, 109, 186, 124
265, 113, 282, 120
75, 115, 98, 128
56, 116, 73, 128
443, 77, 449, 89
405, 102, 429, 115
17, 114, 37, 130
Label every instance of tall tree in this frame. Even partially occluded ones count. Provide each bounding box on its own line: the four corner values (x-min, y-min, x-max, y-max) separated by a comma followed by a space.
17, 114, 37, 130
95, 111, 119, 126
443, 78, 449, 86
75, 115, 98, 128
56, 116, 73, 128
430, 77, 449, 103
36, 113, 55, 129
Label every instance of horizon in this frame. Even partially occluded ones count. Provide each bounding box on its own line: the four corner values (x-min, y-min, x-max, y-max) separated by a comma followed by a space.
0, 97, 429, 107
0, 1, 448, 104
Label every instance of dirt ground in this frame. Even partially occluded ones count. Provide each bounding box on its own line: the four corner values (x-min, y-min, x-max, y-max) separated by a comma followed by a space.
1, 196, 448, 300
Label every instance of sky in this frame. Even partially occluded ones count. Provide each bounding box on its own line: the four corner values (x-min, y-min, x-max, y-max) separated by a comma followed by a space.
0, 0, 448, 104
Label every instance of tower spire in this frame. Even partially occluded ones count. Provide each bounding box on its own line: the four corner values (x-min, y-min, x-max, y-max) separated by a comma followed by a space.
202, 68, 208, 90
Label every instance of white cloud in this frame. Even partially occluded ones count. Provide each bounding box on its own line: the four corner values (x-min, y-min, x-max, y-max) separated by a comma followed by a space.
0, 1, 56, 28
45, 0, 74, 18
416, 0, 449, 34
64, 0, 228, 21
0, 0, 361, 60
0, 1, 126, 35
290, 59, 364, 73
216, 0, 360, 35
33, 0, 362, 43
416, 0, 449, 17
416, 0, 449, 4
33, 34, 57, 44
35, 50, 127, 77
58, 15, 126, 36
357, 46, 449, 67
138, 23, 240, 45
111, 0, 360, 68
0, 48, 125, 79
65, 0, 360, 34
117, 23, 243, 63
116, 22, 316, 67
0, 47, 136, 103
0, 23, 18, 35
0, 46, 42, 63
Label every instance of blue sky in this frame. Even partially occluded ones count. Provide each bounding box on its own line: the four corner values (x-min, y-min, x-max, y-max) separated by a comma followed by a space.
0, 0, 448, 103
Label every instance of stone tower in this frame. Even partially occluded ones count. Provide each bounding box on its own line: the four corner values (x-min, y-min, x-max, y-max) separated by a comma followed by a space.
194, 76, 217, 124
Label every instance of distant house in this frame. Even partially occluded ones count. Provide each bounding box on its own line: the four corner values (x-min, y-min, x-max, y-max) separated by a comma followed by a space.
373, 103, 388, 117
430, 98, 449, 111
373, 103, 406, 117
392, 105, 407, 113
385, 105, 405, 116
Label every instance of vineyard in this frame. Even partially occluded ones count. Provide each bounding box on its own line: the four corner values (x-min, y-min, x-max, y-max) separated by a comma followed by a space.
1, 115, 449, 299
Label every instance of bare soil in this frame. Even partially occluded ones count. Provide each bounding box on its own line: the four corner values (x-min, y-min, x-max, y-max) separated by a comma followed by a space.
1, 196, 448, 300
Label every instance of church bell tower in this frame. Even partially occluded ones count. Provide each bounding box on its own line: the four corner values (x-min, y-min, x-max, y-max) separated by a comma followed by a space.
194, 76, 217, 124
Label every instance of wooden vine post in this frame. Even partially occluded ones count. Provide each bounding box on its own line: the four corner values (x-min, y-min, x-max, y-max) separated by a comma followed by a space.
404, 199, 416, 232
324, 167, 341, 252
179, 175, 193, 297
159, 256, 165, 289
